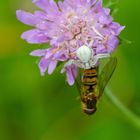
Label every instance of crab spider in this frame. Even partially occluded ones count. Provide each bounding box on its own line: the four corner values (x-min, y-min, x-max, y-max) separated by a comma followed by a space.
64, 44, 110, 69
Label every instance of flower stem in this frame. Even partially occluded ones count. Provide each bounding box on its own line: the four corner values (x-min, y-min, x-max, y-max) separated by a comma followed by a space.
105, 87, 140, 130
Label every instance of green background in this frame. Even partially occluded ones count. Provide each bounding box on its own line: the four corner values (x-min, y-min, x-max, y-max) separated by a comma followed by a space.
0, 0, 140, 140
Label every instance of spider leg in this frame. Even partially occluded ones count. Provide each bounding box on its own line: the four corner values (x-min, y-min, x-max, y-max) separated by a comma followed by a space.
89, 53, 110, 67
73, 61, 85, 69
94, 53, 110, 60
63, 60, 74, 68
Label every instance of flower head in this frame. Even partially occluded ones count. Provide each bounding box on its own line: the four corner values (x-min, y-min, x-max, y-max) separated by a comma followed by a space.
16, 0, 124, 85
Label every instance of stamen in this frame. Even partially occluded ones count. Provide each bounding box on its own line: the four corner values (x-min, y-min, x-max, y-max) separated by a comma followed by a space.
92, 26, 104, 38
91, 0, 99, 8
103, 35, 109, 49
56, 2, 62, 12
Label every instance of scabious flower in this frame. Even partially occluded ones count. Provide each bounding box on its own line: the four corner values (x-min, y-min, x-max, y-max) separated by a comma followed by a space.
16, 0, 124, 85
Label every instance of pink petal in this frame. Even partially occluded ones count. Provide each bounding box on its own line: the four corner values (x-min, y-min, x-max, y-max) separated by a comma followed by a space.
66, 68, 75, 86
30, 49, 47, 56
21, 29, 50, 44
33, 0, 59, 15
39, 57, 49, 76
66, 65, 77, 86
34, 11, 48, 20
48, 60, 57, 75
16, 10, 40, 26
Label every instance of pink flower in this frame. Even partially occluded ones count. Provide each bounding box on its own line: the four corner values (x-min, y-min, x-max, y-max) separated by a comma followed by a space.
16, 0, 124, 85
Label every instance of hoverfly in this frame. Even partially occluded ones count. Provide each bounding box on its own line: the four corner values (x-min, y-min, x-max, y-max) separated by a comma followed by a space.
66, 45, 117, 115
78, 57, 117, 115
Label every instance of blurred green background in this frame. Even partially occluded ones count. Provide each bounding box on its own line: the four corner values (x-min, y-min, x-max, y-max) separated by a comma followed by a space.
0, 0, 140, 140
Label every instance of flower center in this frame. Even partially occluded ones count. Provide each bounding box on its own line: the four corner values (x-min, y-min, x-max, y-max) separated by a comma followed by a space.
57, 9, 109, 59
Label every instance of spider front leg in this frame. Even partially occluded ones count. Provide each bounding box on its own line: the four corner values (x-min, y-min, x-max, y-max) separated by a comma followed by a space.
63, 60, 75, 68
63, 59, 84, 69
73, 60, 86, 69
89, 53, 110, 67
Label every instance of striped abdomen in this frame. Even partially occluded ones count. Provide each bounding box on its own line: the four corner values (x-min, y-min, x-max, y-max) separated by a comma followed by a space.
82, 67, 98, 94
81, 67, 98, 115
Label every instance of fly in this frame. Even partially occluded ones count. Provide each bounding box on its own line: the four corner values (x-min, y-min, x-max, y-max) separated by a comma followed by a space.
75, 57, 117, 115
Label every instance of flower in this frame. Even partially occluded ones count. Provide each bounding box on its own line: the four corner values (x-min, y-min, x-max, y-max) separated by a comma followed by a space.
16, 0, 124, 85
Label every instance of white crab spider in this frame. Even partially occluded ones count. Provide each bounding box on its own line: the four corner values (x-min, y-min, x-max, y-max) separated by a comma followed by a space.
64, 45, 110, 69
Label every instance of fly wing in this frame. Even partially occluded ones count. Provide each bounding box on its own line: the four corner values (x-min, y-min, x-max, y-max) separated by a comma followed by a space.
71, 67, 82, 99
98, 57, 117, 99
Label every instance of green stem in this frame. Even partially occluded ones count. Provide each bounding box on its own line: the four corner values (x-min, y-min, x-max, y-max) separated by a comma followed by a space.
105, 87, 140, 130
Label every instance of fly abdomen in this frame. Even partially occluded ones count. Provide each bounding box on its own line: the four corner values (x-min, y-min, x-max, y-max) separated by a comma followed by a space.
82, 68, 97, 85
82, 67, 98, 94
82, 76, 97, 85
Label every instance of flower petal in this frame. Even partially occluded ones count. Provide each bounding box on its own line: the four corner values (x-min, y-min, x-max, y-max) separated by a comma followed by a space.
48, 60, 57, 75
30, 49, 47, 56
39, 57, 49, 76
33, 0, 60, 15
107, 36, 119, 53
16, 10, 40, 26
66, 67, 75, 86
53, 51, 68, 61
21, 29, 50, 44
110, 22, 125, 36
62, 64, 78, 86
34, 11, 48, 20
32, 0, 49, 11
